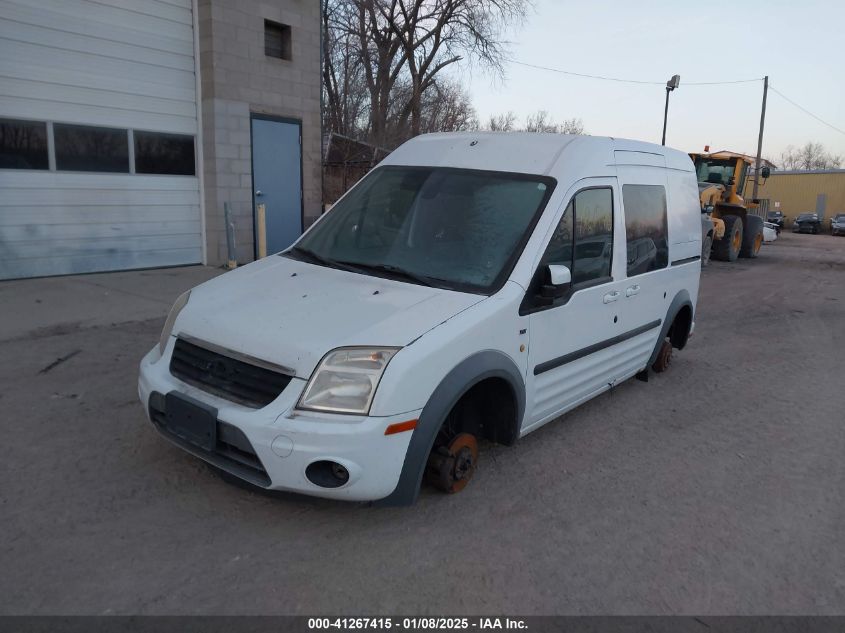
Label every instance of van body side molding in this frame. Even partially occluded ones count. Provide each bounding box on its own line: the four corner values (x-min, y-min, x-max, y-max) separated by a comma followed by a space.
533, 319, 662, 376
671, 255, 701, 266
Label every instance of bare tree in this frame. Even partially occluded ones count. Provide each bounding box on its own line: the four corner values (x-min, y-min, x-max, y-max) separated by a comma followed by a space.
322, 0, 370, 140
348, 0, 528, 145
389, 0, 528, 137
524, 111, 585, 134
487, 111, 517, 131
779, 142, 842, 171
419, 79, 479, 133
524, 110, 557, 133
486, 110, 585, 134
386, 76, 479, 138
322, 0, 530, 149
558, 117, 585, 135
778, 147, 800, 170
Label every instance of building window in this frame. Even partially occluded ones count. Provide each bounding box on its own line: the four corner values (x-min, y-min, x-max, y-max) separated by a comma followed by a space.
134, 131, 196, 175
0, 118, 49, 170
264, 19, 291, 60
54, 123, 129, 173
622, 184, 669, 276
542, 188, 614, 284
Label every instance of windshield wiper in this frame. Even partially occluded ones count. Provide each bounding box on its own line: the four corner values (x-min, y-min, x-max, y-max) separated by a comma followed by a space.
287, 246, 360, 273
288, 248, 443, 288
337, 261, 439, 288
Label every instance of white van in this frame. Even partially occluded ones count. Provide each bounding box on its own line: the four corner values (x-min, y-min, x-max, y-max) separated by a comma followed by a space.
138, 133, 702, 505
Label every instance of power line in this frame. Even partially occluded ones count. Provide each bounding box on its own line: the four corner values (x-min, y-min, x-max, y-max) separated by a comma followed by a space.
507, 59, 763, 86
769, 85, 845, 137
507, 58, 845, 138
508, 59, 662, 85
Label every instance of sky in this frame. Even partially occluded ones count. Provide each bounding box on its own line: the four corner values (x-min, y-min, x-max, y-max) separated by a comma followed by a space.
457, 0, 845, 163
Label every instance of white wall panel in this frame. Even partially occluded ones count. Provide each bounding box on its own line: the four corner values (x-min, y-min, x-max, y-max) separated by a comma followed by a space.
0, 172, 201, 278
0, 0, 201, 279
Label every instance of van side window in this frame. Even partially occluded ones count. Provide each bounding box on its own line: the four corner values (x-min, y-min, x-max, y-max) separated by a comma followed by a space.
541, 188, 613, 284
622, 184, 668, 276
542, 200, 573, 267
572, 188, 613, 283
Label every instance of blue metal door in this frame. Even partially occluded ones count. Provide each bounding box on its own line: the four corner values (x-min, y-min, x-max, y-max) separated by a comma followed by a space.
251, 116, 302, 255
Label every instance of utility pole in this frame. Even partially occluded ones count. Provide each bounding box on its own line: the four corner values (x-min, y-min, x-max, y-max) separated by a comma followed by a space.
752, 75, 769, 202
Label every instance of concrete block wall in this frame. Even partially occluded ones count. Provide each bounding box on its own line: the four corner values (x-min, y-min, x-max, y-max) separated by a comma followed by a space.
197, 0, 321, 266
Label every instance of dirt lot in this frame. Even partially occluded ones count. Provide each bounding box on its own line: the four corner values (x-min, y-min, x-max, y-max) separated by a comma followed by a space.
1, 232, 843, 615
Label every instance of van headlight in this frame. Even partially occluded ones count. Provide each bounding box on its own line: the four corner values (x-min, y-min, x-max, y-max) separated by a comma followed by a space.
159, 290, 191, 354
297, 347, 399, 415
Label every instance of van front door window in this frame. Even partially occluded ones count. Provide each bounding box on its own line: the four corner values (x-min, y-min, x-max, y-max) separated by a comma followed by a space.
540, 187, 614, 285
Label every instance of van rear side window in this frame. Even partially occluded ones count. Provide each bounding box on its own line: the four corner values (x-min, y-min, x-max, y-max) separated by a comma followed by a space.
622, 184, 668, 276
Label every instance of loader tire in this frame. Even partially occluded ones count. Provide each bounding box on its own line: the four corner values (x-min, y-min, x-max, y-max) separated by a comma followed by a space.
740, 215, 764, 258
712, 214, 742, 262
701, 233, 713, 267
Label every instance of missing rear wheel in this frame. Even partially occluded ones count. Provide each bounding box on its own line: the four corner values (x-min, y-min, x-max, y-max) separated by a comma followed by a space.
652, 339, 673, 373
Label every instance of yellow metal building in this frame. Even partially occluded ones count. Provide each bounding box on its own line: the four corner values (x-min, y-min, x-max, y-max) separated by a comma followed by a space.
750, 169, 845, 222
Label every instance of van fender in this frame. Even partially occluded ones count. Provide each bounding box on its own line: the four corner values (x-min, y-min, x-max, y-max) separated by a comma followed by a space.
376, 350, 526, 507
648, 289, 693, 366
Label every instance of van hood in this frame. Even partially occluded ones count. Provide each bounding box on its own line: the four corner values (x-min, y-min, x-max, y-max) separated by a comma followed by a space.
172, 255, 485, 377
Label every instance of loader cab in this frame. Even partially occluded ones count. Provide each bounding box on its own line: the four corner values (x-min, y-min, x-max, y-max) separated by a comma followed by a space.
691, 154, 747, 201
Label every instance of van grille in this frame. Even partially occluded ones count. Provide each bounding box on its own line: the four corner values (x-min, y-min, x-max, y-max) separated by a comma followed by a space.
169, 337, 292, 408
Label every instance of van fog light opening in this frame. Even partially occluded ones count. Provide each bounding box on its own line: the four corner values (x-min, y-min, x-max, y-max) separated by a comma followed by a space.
306, 460, 350, 488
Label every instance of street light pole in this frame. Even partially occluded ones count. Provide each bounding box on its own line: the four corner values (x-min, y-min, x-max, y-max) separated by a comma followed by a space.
661, 75, 680, 146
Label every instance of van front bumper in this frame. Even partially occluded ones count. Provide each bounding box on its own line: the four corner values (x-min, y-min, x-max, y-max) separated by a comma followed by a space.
138, 344, 418, 502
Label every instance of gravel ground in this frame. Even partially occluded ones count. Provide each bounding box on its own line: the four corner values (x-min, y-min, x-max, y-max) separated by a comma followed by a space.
1, 231, 843, 615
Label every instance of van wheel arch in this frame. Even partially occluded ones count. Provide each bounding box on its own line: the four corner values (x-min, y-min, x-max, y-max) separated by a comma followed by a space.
648, 290, 694, 368
377, 351, 525, 507
668, 304, 693, 350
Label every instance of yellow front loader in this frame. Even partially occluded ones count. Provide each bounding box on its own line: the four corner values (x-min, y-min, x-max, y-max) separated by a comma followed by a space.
690, 151, 769, 264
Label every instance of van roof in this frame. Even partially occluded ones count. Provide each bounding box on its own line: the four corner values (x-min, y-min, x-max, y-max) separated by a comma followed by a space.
383, 132, 694, 177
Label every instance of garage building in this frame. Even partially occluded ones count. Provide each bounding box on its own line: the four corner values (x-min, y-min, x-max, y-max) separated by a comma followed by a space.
0, 0, 321, 280
754, 169, 845, 225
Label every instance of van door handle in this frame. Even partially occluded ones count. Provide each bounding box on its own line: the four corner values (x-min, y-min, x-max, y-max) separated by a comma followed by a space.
626, 285, 641, 297
603, 291, 620, 304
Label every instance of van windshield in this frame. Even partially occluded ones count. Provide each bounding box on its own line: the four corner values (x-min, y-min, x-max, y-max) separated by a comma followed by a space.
286, 166, 555, 294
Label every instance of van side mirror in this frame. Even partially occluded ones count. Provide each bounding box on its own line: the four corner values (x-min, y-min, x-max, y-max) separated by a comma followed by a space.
548, 264, 571, 287
761, 166, 771, 179
534, 264, 573, 308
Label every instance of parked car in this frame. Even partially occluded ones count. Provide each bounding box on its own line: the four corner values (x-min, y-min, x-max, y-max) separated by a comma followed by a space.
767, 210, 786, 232
626, 237, 658, 276
763, 222, 778, 243
793, 212, 821, 234
138, 133, 702, 504
830, 213, 845, 236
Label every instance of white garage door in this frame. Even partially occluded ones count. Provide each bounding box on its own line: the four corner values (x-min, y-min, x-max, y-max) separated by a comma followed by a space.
0, 0, 202, 280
